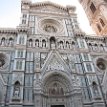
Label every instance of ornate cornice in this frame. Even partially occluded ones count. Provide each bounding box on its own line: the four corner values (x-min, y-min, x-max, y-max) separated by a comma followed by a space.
30, 1, 76, 12
85, 34, 105, 41
74, 30, 86, 38
0, 26, 29, 35
0, 28, 17, 35
17, 26, 29, 34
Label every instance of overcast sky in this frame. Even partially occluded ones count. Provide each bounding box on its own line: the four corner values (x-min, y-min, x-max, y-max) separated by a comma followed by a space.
0, 0, 95, 34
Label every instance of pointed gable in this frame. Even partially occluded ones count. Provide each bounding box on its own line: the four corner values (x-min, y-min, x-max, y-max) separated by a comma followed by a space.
46, 55, 64, 71
41, 50, 70, 74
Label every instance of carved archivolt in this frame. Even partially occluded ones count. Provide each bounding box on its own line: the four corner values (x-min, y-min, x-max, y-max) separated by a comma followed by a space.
42, 72, 71, 96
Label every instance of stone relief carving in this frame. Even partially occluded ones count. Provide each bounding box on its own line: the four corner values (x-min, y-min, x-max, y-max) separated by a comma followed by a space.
46, 57, 64, 71
71, 75, 81, 87
14, 86, 20, 98
44, 25, 57, 33
48, 82, 64, 95
68, 54, 75, 71
40, 53, 48, 68
13, 81, 20, 99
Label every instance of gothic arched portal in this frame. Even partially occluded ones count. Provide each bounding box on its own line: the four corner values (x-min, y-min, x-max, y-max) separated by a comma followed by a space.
41, 72, 72, 107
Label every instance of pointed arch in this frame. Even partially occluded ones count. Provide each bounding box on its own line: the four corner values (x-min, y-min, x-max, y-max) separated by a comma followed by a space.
41, 50, 70, 75
42, 72, 72, 96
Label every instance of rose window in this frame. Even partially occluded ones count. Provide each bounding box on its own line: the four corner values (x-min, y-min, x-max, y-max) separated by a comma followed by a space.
96, 58, 107, 71
97, 61, 106, 70
38, 18, 63, 34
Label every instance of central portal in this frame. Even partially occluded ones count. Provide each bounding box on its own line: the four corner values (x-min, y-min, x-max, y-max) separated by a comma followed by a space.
51, 105, 65, 107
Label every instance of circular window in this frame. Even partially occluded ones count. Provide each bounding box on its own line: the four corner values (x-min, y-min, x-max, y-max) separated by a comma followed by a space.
38, 18, 63, 35
96, 58, 106, 71
0, 53, 6, 68
97, 62, 106, 70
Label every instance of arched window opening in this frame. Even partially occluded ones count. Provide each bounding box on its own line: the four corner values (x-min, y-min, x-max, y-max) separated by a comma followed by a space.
89, 43, 92, 46
35, 39, 39, 47
71, 41, 75, 49
50, 37, 56, 43
29, 39, 33, 47
95, 44, 98, 46
60, 41, 63, 44
88, 43, 92, 50
1, 37, 5, 46
50, 37, 56, 49
100, 18, 105, 27
72, 41, 75, 45
66, 41, 70, 49
100, 44, 103, 47
42, 39, 46, 48
93, 43, 98, 51
100, 44, 104, 51
9, 38, 13, 41
9, 38, 13, 46
92, 81, 99, 97
59, 41, 64, 49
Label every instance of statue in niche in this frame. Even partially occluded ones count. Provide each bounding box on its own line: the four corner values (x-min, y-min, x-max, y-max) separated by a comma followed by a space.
59, 41, 64, 49
29, 39, 33, 47
50, 37, 56, 49
68, 55, 75, 71
42, 40, 46, 48
44, 25, 56, 33
35, 40, 39, 47
66, 42, 70, 49
13, 81, 20, 98
9, 38, 13, 46
1, 38, 5, 46
51, 42, 55, 49
92, 81, 100, 97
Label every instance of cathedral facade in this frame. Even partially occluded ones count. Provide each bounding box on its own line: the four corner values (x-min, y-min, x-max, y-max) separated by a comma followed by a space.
0, 0, 107, 107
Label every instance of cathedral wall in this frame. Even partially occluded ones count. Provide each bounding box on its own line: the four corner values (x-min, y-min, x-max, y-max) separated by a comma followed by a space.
0, 0, 107, 107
